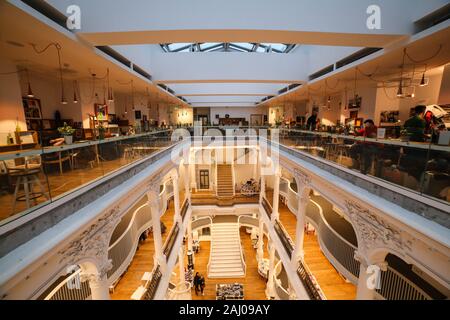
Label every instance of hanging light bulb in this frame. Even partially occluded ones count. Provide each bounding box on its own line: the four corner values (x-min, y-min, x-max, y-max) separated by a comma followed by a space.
73, 80, 78, 103
25, 69, 34, 98
397, 80, 403, 97
61, 94, 68, 104
397, 49, 406, 98
102, 84, 107, 106
107, 69, 114, 102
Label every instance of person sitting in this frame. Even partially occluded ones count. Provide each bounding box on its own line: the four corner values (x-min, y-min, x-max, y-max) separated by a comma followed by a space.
404, 105, 426, 142
355, 119, 378, 138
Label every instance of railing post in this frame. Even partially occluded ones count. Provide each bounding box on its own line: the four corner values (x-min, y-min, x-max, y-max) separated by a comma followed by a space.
148, 188, 167, 272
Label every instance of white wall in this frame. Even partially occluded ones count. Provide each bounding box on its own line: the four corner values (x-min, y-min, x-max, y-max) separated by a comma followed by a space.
0, 59, 26, 141
438, 64, 450, 105
209, 106, 267, 124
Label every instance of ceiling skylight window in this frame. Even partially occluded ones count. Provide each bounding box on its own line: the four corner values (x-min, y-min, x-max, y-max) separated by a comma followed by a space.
161, 43, 296, 53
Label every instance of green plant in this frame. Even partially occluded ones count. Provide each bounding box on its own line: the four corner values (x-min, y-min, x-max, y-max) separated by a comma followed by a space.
57, 122, 75, 136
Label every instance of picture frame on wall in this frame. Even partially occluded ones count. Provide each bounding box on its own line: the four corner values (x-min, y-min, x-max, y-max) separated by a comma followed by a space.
250, 114, 263, 126
94, 103, 108, 121
22, 97, 42, 119
135, 110, 142, 120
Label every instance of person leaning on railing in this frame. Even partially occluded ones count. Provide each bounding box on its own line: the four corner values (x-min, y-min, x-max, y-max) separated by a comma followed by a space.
348, 119, 378, 174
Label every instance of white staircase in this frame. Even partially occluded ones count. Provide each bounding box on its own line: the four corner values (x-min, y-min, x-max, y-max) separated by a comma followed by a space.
208, 223, 245, 278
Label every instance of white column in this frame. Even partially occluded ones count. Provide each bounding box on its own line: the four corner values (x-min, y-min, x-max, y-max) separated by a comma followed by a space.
183, 163, 191, 201
88, 274, 110, 300
178, 246, 185, 284
190, 151, 196, 189
355, 253, 385, 300
292, 187, 309, 266
356, 262, 375, 300
257, 218, 264, 262
259, 174, 266, 202
172, 173, 181, 224
148, 190, 166, 272
266, 239, 276, 298
187, 218, 193, 252
271, 170, 281, 222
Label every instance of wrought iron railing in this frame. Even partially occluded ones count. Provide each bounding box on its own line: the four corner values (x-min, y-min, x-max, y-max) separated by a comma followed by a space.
262, 197, 272, 219
273, 220, 294, 259
297, 260, 326, 300
376, 266, 432, 300
180, 199, 189, 221
163, 223, 180, 259
142, 265, 162, 300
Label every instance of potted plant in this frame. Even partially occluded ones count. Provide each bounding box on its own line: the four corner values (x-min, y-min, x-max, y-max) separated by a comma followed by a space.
98, 123, 106, 140
57, 122, 75, 144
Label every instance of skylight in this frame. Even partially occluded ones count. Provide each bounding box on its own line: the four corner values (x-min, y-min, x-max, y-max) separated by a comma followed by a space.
160, 43, 296, 53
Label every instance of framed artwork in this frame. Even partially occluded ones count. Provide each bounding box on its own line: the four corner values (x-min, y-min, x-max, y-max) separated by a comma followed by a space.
22, 97, 42, 119
348, 95, 362, 109
94, 103, 108, 121
135, 110, 142, 119
380, 111, 400, 123
250, 114, 263, 126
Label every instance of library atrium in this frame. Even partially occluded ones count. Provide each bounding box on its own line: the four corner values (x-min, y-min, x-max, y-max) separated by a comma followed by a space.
0, 0, 449, 301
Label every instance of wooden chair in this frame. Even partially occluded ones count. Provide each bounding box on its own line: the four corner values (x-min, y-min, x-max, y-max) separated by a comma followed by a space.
3, 155, 49, 215
42, 151, 72, 174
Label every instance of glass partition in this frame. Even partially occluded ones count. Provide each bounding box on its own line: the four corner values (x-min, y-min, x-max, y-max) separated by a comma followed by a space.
0, 129, 173, 226
277, 128, 450, 204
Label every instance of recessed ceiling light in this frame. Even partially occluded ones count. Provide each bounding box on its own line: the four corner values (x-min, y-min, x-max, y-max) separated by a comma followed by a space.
6, 40, 24, 47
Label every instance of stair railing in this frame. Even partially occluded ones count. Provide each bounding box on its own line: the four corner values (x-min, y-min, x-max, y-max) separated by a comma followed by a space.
237, 217, 247, 276
206, 217, 214, 276
231, 160, 236, 196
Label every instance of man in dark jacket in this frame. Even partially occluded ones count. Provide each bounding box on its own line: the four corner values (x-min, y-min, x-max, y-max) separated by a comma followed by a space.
193, 272, 200, 295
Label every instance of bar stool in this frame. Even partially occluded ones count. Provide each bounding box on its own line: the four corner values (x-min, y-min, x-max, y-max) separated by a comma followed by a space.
3, 156, 49, 215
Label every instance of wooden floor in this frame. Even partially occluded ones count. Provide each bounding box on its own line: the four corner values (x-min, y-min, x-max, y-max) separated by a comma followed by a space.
0, 148, 167, 222
185, 228, 268, 300
110, 199, 176, 300
303, 233, 356, 300
109, 186, 355, 300
270, 190, 356, 300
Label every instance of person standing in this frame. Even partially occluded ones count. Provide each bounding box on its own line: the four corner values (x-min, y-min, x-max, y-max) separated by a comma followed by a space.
199, 274, 206, 296
193, 272, 200, 295
306, 111, 318, 131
